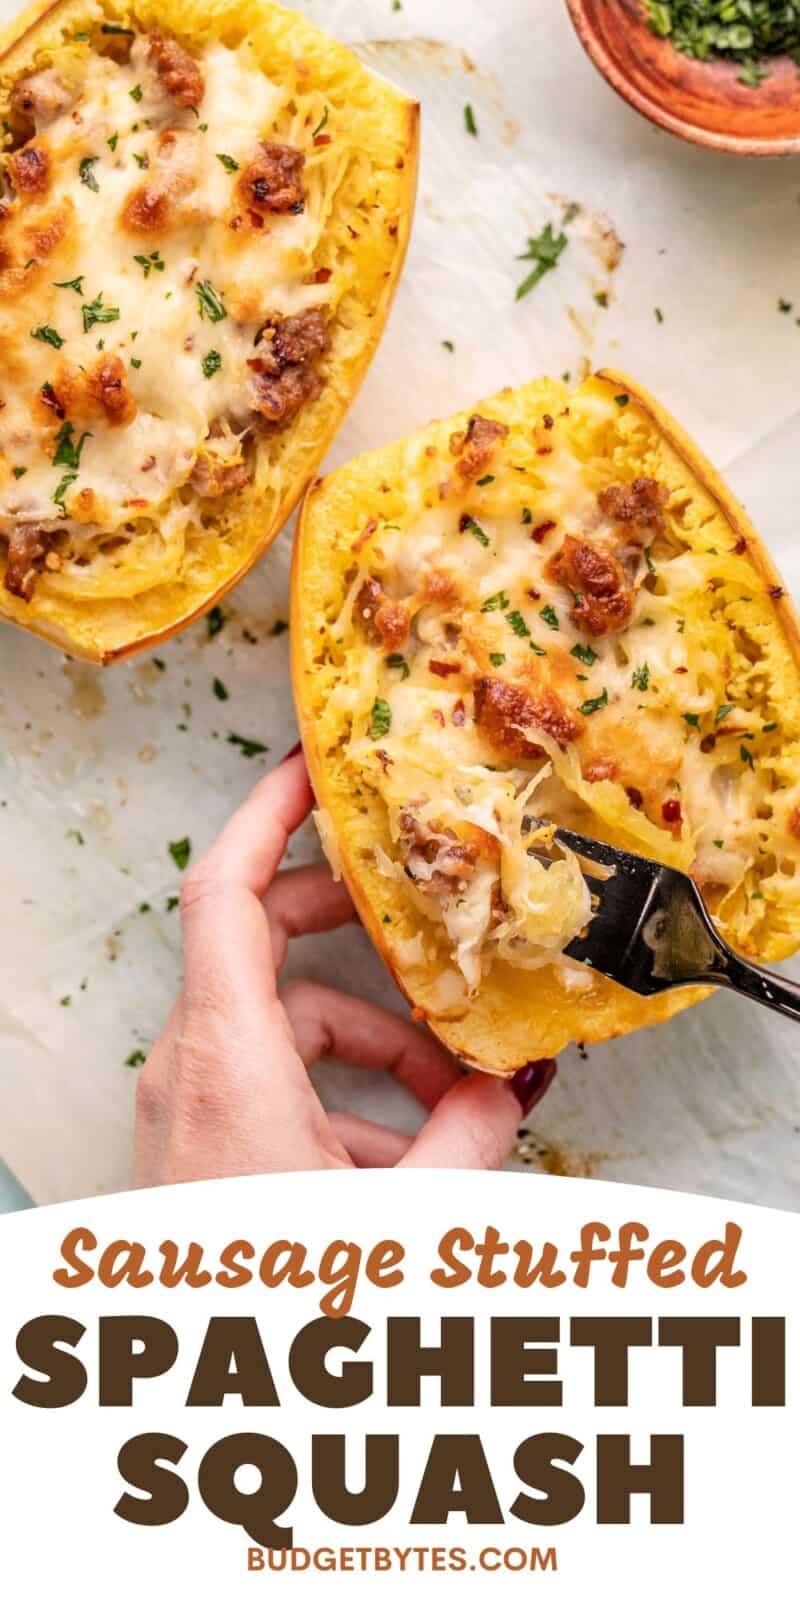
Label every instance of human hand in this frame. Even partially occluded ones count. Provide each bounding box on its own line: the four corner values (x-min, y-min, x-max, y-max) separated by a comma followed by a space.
134, 749, 556, 1185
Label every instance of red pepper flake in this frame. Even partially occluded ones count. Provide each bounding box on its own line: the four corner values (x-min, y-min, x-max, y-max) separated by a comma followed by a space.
140, 455, 156, 472
768, 585, 784, 600
229, 214, 243, 231
375, 748, 392, 771
542, 413, 554, 429
429, 659, 461, 677
662, 798, 682, 825
626, 786, 644, 810
674, 666, 688, 674
732, 536, 747, 555
432, 709, 445, 727
531, 519, 556, 543
351, 516, 377, 554
536, 447, 553, 456
314, 133, 332, 147
247, 357, 265, 372
452, 698, 466, 726
126, 498, 148, 508
248, 210, 265, 230
314, 267, 332, 284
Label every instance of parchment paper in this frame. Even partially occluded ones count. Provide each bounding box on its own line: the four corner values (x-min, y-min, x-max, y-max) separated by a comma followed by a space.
2, 0, 800, 1206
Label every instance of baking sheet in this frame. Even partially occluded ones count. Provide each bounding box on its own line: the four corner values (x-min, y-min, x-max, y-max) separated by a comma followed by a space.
2, 0, 800, 1206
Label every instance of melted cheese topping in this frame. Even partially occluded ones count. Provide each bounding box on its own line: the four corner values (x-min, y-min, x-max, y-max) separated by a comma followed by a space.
0, 29, 339, 594
323, 382, 800, 992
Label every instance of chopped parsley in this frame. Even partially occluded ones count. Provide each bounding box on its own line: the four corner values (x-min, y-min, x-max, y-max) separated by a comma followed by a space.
463, 515, 489, 547
643, 1, 800, 86
571, 642, 597, 667
202, 349, 222, 378
715, 703, 734, 724
132, 152, 148, 169
207, 605, 225, 637
31, 325, 64, 349
196, 279, 227, 322
779, 297, 793, 314
631, 663, 651, 691
644, 546, 656, 573
107, 132, 119, 152
464, 103, 478, 136
476, 474, 495, 486
489, 652, 506, 667
53, 276, 84, 294
13, 466, 27, 479
79, 156, 100, 192
763, 721, 778, 733
312, 106, 330, 137
539, 603, 560, 630
506, 610, 530, 638
579, 688, 608, 716
386, 653, 410, 679
515, 222, 568, 301
134, 251, 166, 278
614, 393, 629, 408
53, 421, 91, 471
82, 294, 120, 333
125, 1049, 146, 1068
481, 590, 510, 613
130, 357, 142, 369
442, 338, 454, 352
683, 712, 700, 727
228, 732, 269, 757
521, 507, 533, 525
130, 83, 143, 102
271, 619, 289, 636
168, 837, 192, 870
212, 677, 229, 701
740, 743, 755, 767
655, 306, 664, 323
594, 290, 609, 308
368, 698, 392, 741
216, 151, 239, 172
101, 21, 134, 32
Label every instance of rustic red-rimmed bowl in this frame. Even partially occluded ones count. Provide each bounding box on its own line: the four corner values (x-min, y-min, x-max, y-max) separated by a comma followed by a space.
565, 0, 800, 156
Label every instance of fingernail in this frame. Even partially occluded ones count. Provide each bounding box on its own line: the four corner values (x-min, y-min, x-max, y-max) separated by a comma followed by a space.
510, 1057, 557, 1116
279, 740, 302, 765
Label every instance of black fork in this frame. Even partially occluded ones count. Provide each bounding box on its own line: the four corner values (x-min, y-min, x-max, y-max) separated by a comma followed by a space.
536, 827, 800, 1023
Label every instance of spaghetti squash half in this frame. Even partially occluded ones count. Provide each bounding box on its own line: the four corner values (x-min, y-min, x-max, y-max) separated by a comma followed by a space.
293, 372, 800, 1074
0, 0, 417, 660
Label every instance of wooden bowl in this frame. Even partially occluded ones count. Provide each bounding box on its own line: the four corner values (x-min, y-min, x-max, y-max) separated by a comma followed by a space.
565, 0, 800, 156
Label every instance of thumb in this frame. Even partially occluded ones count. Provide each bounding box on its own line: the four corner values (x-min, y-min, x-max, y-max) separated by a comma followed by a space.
400, 1059, 557, 1170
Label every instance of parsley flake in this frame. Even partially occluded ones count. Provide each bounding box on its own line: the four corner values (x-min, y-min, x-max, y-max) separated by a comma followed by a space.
168, 837, 192, 870
212, 677, 229, 701
207, 606, 225, 637
82, 294, 120, 333
79, 156, 100, 192
53, 276, 84, 295
579, 688, 609, 716
463, 515, 489, 547
196, 279, 227, 322
506, 610, 531, 638
539, 603, 560, 630
570, 642, 597, 667
31, 324, 64, 349
631, 663, 651, 691
386, 653, 410, 679
202, 349, 222, 378
216, 151, 239, 172
515, 222, 568, 301
368, 698, 392, 740
489, 652, 506, 667
464, 103, 478, 136
228, 732, 269, 758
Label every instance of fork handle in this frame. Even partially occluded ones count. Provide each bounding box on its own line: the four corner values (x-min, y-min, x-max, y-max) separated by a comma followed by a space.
706, 946, 800, 1024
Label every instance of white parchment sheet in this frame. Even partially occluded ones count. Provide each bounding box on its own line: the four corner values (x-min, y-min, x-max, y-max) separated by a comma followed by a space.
1, 0, 800, 1206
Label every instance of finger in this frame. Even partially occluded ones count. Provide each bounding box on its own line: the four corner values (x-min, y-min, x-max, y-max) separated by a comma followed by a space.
264, 864, 355, 971
179, 752, 312, 1009
280, 980, 463, 1109
328, 1111, 413, 1168
400, 1060, 557, 1170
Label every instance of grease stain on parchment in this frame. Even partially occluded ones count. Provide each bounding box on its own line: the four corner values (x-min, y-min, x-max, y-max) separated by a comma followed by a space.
62, 662, 106, 721
514, 1132, 607, 1179
355, 37, 519, 146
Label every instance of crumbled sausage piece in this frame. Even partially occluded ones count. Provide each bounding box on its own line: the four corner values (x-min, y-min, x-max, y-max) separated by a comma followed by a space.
4, 524, 50, 600
473, 674, 580, 760
449, 413, 508, 482
398, 811, 480, 897
548, 534, 634, 637
10, 70, 73, 127
598, 477, 667, 536
189, 453, 250, 497
147, 28, 204, 108
238, 143, 305, 214
7, 139, 50, 197
354, 577, 409, 650
86, 355, 137, 426
249, 308, 330, 427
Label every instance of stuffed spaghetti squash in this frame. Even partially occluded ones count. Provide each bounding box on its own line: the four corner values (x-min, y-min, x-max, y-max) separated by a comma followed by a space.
0, 0, 417, 661
293, 372, 800, 1074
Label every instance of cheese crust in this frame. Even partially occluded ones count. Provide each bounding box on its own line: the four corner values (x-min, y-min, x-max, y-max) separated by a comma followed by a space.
0, 0, 417, 660
293, 372, 800, 1074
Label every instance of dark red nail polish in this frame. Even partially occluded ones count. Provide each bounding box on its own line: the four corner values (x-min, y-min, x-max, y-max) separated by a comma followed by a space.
279, 740, 302, 765
510, 1057, 557, 1115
